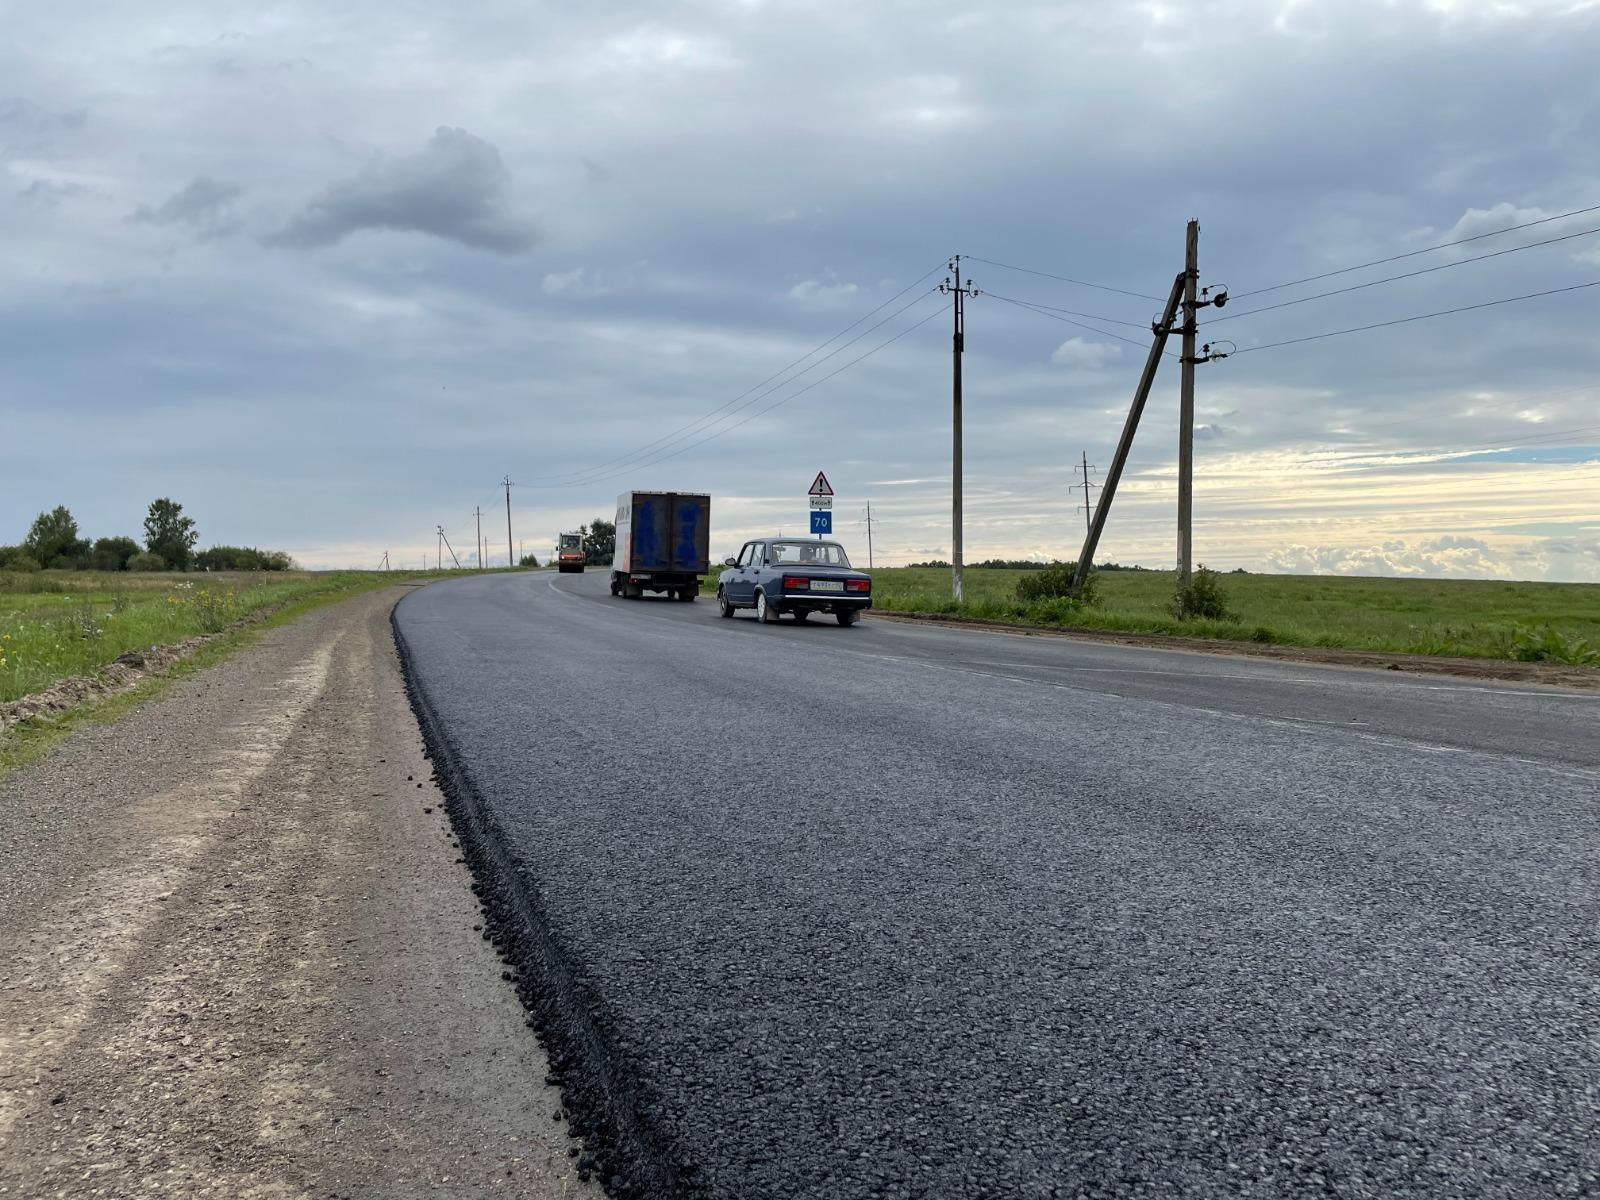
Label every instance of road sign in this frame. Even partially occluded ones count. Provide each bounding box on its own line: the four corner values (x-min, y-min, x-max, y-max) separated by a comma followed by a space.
810, 510, 832, 535
808, 471, 834, 497
809, 496, 832, 510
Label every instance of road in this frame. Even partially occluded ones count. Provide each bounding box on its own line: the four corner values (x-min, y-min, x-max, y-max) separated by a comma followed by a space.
394, 569, 1600, 1200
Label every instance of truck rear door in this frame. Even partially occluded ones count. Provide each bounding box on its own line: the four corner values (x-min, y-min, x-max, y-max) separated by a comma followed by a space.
669, 494, 708, 573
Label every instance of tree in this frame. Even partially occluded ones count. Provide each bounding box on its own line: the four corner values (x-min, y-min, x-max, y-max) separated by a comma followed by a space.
91, 536, 141, 571
583, 518, 616, 566
24, 506, 88, 567
144, 498, 198, 571
518, 553, 540, 567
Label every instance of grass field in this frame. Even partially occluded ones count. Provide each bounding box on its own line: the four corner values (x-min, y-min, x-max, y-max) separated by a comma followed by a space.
0, 569, 474, 704
863, 567, 1600, 663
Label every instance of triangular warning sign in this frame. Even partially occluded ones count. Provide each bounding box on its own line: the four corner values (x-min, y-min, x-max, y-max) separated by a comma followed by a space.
808, 471, 834, 497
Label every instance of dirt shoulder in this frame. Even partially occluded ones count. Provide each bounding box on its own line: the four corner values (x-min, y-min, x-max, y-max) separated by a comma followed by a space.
866, 610, 1600, 690
0, 586, 599, 1199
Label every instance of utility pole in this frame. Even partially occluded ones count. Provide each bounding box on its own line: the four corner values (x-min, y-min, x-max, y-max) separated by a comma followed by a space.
940, 257, 979, 602
438, 526, 462, 569
474, 506, 484, 571
863, 502, 876, 570
502, 476, 515, 567
1177, 219, 1199, 590
1072, 452, 1099, 539
436, 528, 442, 571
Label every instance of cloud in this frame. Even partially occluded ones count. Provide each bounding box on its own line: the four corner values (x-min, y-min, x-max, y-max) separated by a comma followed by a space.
18, 178, 84, 205
543, 267, 590, 295
789, 279, 859, 304
1265, 536, 1512, 578
130, 176, 241, 237
267, 127, 537, 253
1050, 337, 1121, 369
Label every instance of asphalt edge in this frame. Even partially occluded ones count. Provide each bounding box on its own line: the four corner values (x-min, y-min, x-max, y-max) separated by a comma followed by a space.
389, 594, 699, 1200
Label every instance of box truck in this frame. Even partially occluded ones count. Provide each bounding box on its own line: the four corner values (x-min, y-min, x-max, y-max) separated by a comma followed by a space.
610, 491, 711, 601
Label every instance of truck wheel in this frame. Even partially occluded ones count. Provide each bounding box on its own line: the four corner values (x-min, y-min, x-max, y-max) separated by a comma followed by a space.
679, 588, 696, 602
717, 589, 734, 618
756, 590, 779, 624
836, 609, 859, 627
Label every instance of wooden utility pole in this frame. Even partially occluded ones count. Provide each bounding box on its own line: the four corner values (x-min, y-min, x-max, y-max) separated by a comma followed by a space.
474, 506, 484, 570
1177, 218, 1199, 589
502, 476, 515, 567
864, 502, 876, 569
436, 528, 442, 571
940, 257, 978, 602
1071, 272, 1186, 595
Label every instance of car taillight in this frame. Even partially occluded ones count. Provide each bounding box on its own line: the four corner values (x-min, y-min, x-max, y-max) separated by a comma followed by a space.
783, 576, 808, 589
846, 579, 870, 593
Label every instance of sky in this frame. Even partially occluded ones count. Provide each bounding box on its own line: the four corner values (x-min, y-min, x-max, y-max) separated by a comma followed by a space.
3, 0, 1598, 580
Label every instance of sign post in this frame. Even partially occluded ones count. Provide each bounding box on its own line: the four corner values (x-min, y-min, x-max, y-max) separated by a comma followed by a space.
807, 471, 834, 539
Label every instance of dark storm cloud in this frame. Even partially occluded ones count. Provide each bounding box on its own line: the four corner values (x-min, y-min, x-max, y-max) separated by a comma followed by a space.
267, 127, 537, 254
129, 176, 242, 237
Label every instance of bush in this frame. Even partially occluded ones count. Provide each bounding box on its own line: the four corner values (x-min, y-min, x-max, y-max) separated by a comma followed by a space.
1175, 565, 1230, 620
91, 536, 141, 571
127, 551, 166, 572
0, 546, 41, 572
195, 545, 295, 571
1510, 625, 1599, 665
519, 553, 540, 567
1016, 561, 1100, 606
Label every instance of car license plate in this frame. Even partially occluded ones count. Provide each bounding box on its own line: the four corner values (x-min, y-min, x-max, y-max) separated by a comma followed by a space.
810, 580, 844, 592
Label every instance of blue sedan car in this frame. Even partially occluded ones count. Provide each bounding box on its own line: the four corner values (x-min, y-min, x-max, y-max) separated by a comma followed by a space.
716, 538, 871, 626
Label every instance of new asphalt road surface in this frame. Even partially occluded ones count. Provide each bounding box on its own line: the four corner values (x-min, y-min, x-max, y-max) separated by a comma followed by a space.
393, 570, 1599, 1200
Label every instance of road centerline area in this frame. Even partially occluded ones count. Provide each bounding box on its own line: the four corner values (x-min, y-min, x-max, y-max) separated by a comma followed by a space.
397, 571, 1600, 1200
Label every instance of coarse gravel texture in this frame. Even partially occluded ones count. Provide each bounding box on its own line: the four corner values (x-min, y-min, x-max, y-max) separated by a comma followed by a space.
0, 584, 601, 1199
395, 569, 1600, 1200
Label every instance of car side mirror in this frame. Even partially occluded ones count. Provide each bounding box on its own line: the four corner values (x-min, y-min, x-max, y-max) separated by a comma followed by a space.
722, 556, 737, 568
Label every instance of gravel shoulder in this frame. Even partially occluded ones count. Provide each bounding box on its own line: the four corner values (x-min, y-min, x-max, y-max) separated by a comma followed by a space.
0, 585, 599, 1199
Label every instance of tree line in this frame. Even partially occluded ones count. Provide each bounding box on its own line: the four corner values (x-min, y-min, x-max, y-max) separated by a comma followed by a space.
1, 499, 295, 573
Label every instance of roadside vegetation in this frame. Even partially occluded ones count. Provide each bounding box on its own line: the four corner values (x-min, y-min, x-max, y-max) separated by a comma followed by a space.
866, 566, 1600, 664
0, 569, 452, 705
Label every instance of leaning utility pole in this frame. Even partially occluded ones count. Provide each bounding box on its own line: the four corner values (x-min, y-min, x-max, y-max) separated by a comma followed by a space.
1177, 219, 1199, 589
438, 526, 462, 570
1072, 452, 1099, 539
502, 476, 515, 567
1071, 272, 1185, 594
940, 257, 978, 601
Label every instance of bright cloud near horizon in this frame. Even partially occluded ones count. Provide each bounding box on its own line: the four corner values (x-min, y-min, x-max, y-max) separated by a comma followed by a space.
3, 0, 1599, 580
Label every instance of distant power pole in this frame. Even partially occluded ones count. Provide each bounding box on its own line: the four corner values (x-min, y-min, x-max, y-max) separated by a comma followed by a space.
863, 501, 876, 570
502, 476, 515, 567
940, 256, 979, 602
474, 506, 484, 571
1072, 452, 1099, 540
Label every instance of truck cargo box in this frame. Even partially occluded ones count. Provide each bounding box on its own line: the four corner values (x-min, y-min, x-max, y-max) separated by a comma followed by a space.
611, 491, 711, 600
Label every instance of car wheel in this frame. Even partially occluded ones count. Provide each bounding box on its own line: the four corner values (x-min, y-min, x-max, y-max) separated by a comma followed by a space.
717, 588, 734, 618
756, 590, 779, 624
836, 608, 859, 627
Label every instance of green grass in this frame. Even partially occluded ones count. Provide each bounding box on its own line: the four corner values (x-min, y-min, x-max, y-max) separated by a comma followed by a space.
861, 567, 1600, 663
0, 567, 505, 704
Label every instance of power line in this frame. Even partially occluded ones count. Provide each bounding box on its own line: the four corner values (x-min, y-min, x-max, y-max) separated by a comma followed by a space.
974, 292, 1151, 330
963, 256, 1163, 302
524, 286, 943, 489
1230, 279, 1600, 356
987, 291, 1179, 357
522, 262, 948, 485
1210, 221, 1600, 325
1233, 201, 1600, 300
536, 296, 948, 489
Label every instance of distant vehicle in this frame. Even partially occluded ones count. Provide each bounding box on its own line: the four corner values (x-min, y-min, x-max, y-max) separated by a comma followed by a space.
555, 532, 586, 574
716, 538, 871, 626
611, 491, 711, 601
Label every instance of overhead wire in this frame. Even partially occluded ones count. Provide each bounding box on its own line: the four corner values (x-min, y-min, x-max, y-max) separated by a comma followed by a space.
1229, 279, 1600, 355
1209, 222, 1600, 325
524, 283, 944, 489
986, 291, 1179, 358
522, 261, 948, 485
534, 294, 949, 490
1232, 201, 1600, 300
962, 256, 1164, 302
